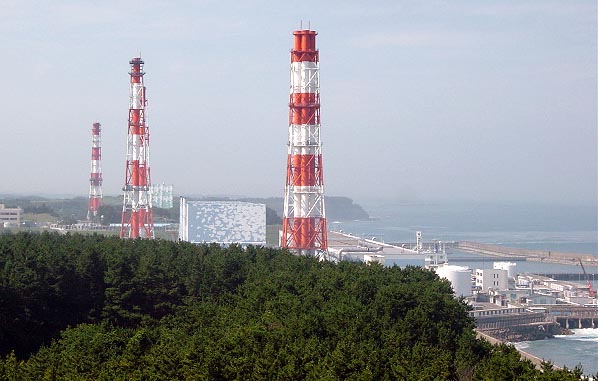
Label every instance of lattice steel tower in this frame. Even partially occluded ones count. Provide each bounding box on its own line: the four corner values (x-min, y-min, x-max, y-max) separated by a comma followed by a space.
87, 122, 103, 221
120, 57, 154, 239
281, 29, 328, 257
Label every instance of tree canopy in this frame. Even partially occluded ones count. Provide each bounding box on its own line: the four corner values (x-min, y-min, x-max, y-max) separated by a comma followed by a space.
0, 232, 591, 380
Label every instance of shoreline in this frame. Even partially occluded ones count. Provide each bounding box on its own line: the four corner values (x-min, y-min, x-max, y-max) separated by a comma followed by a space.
475, 330, 560, 370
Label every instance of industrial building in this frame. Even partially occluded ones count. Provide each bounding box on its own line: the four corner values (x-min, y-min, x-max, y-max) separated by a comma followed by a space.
475, 268, 509, 291
433, 263, 512, 299
179, 198, 266, 246
151, 183, 174, 208
493, 261, 517, 278
0, 204, 22, 227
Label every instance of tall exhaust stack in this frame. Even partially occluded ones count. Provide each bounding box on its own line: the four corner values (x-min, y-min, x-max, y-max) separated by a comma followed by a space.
281, 29, 328, 257
87, 122, 103, 221
120, 57, 154, 239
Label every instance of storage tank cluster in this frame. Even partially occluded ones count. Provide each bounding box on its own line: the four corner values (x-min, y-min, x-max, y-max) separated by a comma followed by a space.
435, 265, 472, 297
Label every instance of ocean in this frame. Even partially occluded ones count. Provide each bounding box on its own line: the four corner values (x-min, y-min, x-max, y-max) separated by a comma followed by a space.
515, 329, 598, 375
337, 201, 598, 375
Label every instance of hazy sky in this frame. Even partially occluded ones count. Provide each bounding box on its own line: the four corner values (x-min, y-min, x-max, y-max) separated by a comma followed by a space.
0, 1, 596, 205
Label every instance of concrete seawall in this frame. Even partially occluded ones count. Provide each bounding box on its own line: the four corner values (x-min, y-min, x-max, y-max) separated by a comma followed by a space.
475, 330, 559, 370
456, 241, 597, 265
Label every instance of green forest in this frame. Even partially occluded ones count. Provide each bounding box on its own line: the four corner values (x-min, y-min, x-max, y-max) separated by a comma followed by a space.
0, 232, 591, 380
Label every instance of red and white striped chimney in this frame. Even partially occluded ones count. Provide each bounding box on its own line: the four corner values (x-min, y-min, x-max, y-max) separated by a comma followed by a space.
120, 57, 154, 239
281, 29, 328, 257
87, 122, 103, 220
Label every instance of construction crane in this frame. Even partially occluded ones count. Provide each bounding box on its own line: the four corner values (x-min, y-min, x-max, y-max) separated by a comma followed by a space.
579, 258, 595, 298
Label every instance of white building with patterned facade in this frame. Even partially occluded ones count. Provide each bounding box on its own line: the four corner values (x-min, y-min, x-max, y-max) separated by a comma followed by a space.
178, 198, 266, 246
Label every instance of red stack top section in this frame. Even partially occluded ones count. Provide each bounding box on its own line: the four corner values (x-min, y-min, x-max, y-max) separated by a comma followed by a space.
292, 30, 318, 62
290, 29, 319, 127
130, 57, 143, 83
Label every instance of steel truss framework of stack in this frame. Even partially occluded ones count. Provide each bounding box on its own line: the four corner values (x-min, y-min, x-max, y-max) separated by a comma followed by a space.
120, 57, 154, 239
282, 29, 329, 260
87, 122, 103, 221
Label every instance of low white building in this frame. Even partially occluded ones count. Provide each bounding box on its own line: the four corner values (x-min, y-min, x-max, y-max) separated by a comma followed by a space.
475, 268, 508, 291
489, 288, 532, 306
526, 293, 558, 305
0, 204, 22, 227
546, 281, 574, 293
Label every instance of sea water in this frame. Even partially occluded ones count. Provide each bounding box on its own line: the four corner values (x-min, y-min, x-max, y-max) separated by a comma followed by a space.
336, 201, 598, 374
515, 329, 598, 375
335, 202, 597, 253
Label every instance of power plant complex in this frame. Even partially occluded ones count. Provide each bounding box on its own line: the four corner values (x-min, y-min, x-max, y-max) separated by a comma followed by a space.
5, 23, 592, 374
78, 29, 329, 256
87, 29, 329, 256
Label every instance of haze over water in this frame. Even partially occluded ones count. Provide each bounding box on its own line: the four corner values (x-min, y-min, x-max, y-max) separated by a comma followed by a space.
337, 202, 597, 254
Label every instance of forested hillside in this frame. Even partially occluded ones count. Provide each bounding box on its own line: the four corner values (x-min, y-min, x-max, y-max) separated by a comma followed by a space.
0, 232, 589, 380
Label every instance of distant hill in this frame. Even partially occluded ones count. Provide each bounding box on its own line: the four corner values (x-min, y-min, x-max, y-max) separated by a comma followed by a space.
1, 195, 370, 226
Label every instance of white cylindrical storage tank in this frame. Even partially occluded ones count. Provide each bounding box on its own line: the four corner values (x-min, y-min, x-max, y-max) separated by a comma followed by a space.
364, 254, 385, 265
494, 262, 517, 278
435, 265, 472, 297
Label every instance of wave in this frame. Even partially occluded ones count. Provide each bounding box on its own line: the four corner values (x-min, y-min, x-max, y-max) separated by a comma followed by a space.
570, 328, 598, 337
556, 328, 598, 342
557, 335, 598, 343
514, 342, 529, 350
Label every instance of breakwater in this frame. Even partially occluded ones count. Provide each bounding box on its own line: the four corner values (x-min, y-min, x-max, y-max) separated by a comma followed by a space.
475, 330, 556, 370
455, 241, 597, 265
538, 272, 598, 281
471, 307, 565, 342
